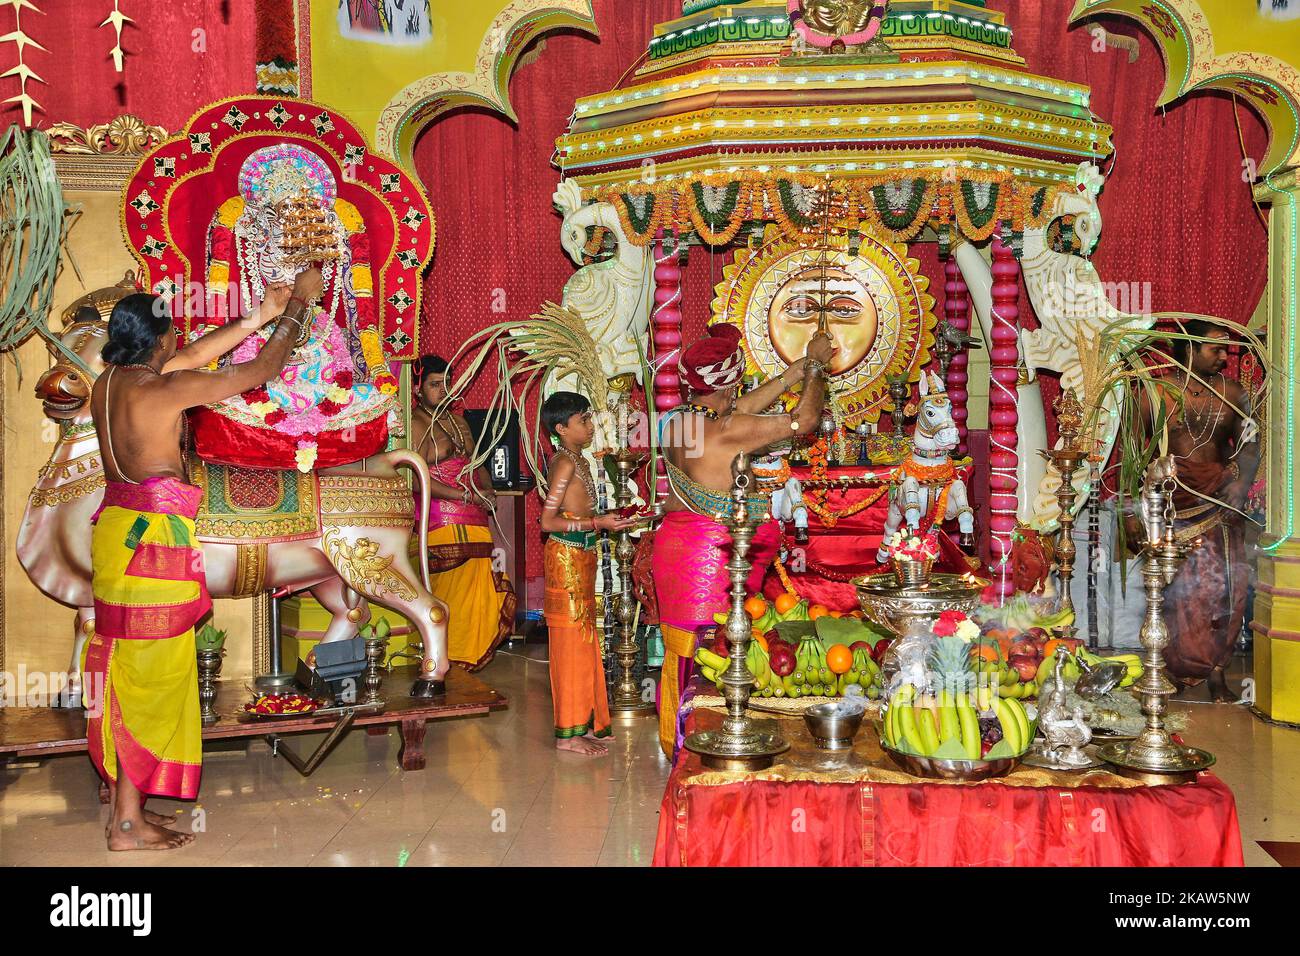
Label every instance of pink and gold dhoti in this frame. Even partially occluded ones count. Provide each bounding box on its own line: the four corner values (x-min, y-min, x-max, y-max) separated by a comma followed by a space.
652, 510, 778, 758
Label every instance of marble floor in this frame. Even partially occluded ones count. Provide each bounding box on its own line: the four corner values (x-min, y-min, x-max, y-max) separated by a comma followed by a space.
0, 646, 1297, 866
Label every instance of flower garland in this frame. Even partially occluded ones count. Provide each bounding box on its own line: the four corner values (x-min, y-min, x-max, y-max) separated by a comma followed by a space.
752, 458, 792, 487
870, 177, 935, 242
893, 456, 957, 484
591, 172, 1066, 254
777, 536, 872, 584
773, 552, 798, 595
687, 180, 749, 245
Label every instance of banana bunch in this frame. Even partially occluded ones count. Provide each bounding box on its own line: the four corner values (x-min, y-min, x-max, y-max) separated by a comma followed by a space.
993, 594, 1075, 633
883, 684, 1032, 760
1077, 648, 1143, 687
693, 642, 774, 695
842, 646, 881, 699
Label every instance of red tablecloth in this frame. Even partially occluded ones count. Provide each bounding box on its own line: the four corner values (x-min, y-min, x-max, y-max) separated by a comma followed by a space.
653, 710, 1244, 867
758, 464, 977, 613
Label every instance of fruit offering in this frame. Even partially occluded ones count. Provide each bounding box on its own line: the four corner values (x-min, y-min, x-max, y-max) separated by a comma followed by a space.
244, 693, 319, 717
694, 626, 886, 700
1074, 648, 1144, 688
881, 683, 1034, 760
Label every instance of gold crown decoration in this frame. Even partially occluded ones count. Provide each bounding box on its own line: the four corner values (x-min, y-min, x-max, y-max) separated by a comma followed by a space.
275, 188, 341, 266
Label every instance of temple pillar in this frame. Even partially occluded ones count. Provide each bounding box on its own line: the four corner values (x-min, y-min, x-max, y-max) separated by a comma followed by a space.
1252, 168, 1300, 724
988, 232, 1021, 603
944, 257, 972, 457
652, 233, 685, 499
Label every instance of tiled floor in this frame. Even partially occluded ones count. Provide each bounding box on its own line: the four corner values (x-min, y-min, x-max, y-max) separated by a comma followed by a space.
0, 646, 1297, 866
0, 645, 671, 867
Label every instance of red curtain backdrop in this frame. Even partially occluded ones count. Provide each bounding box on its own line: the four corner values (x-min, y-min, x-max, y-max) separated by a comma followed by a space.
0, 0, 258, 133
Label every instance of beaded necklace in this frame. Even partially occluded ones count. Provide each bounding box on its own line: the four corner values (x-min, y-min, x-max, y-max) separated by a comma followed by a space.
1182, 374, 1225, 448
556, 446, 598, 507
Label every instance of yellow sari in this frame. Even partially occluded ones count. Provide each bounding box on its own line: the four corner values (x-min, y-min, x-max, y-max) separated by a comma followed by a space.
84, 478, 210, 799
420, 458, 515, 670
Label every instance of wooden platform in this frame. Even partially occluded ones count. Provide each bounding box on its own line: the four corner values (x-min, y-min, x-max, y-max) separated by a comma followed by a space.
0, 666, 507, 773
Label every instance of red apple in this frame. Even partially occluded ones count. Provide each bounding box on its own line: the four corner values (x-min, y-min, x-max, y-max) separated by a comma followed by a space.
850, 641, 872, 655
1008, 655, 1039, 682
770, 650, 796, 677
871, 639, 892, 663
710, 634, 730, 657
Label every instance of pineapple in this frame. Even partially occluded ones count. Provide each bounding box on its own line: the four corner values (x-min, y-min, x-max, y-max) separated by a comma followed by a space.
928, 636, 974, 701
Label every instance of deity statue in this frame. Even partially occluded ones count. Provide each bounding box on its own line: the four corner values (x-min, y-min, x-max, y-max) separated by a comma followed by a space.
789, 0, 891, 54
194, 143, 397, 471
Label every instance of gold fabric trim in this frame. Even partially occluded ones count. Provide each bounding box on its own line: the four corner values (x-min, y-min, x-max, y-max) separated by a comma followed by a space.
1175, 510, 1226, 546
191, 460, 321, 542
319, 473, 414, 527
683, 709, 1145, 791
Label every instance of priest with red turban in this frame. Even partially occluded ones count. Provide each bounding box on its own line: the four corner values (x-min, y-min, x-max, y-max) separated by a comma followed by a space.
652, 324, 834, 756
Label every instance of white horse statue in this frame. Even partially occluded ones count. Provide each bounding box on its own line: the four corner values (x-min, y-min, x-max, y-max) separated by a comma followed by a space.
875, 371, 975, 562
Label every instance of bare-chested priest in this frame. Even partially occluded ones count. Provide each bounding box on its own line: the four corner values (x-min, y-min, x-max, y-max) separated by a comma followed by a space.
86, 267, 322, 850
652, 324, 834, 755
1140, 319, 1260, 702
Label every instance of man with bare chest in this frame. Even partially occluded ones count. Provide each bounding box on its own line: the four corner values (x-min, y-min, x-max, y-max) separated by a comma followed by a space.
85, 270, 318, 850
651, 324, 834, 755
1147, 322, 1260, 701
411, 355, 514, 671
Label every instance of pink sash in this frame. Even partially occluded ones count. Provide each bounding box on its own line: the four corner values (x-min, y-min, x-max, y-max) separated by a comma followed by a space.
93, 476, 203, 523
423, 457, 490, 529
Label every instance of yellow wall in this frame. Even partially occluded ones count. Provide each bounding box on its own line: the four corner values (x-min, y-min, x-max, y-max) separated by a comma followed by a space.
308, 0, 596, 162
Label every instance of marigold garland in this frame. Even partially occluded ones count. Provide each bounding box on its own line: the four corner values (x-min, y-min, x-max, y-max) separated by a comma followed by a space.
589, 171, 1065, 255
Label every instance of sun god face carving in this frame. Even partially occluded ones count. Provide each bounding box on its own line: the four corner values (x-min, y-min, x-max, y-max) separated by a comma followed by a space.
768, 265, 879, 375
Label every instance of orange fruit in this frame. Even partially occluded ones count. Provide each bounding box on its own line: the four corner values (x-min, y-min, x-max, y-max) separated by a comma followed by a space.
1041, 639, 1068, 659
751, 630, 769, 652
774, 592, 799, 615
829, 610, 844, 619
826, 644, 854, 675
973, 643, 1000, 663
808, 604, 830, 621
744, 595, 769, 620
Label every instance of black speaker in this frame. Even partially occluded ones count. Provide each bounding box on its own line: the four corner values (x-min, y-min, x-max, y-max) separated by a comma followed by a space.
462, 408, 528, 489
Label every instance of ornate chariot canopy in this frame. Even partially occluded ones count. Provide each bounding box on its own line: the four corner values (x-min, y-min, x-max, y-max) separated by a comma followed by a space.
555, 0, 1115, 252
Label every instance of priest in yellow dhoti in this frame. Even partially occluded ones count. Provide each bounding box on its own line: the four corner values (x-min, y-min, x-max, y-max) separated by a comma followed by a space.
413, 356, 515, 670
87, 273, 312, 850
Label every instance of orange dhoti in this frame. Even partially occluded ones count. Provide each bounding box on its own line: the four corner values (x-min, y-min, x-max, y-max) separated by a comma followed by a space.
543, 535, 611, 740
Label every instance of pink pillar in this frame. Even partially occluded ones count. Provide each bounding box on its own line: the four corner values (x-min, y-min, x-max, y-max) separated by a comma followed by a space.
944, 257, 972, 457
988, 232, 1020, 604
652, 234, 685, 499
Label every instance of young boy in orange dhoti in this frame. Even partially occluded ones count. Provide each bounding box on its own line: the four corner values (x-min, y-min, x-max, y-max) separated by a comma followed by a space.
538, 392, 635, 756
